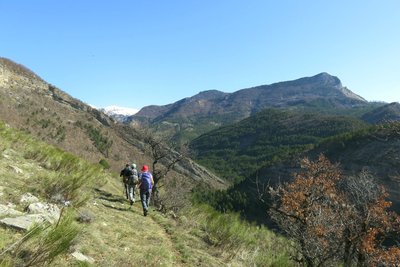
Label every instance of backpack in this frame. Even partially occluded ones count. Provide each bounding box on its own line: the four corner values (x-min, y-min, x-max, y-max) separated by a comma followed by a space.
140, 172, 153, 191
122, 167, 133, 184
128, 169, 139, 185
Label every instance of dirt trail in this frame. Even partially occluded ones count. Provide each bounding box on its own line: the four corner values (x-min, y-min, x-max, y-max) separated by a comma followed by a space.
74, 186, 185, 267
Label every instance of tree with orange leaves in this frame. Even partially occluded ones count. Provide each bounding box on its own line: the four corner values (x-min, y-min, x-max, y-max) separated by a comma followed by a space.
268, 154, 400, 266
339, 170, 400, 266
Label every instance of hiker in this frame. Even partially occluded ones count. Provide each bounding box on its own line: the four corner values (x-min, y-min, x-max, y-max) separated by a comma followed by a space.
120, 163, 136, 206
138, 165, 154, 216
130, 163, 139, 203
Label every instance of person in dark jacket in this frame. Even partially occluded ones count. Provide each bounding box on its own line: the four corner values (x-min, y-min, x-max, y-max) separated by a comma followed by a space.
138, 165, 154, 216
120, 163, 135, 205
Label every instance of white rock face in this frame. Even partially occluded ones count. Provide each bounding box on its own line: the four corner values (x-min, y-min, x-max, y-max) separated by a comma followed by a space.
20, 193, 39, 204
0, 198, 62, 231
27, 202, 61, 223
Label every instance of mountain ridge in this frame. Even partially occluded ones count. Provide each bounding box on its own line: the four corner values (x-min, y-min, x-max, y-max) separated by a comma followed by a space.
131, 72, 370, 145
136, 72, 366, 119
361, 102, 400, 124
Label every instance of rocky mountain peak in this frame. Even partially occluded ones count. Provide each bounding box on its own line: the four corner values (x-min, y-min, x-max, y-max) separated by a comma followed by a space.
273, 72, 342, 89
278, 72, 365, 102
313, 72, 342, 87
192, 90, 227, 100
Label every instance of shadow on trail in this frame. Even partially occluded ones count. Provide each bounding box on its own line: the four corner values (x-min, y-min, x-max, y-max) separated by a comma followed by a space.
94, 188, 126, 204
94, 188, 140, 212
101, 203, 133, 212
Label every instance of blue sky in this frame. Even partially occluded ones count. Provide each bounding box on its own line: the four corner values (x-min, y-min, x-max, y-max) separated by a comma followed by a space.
1, 1, 399, 110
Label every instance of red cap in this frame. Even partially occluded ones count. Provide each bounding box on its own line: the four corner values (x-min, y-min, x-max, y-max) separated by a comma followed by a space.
141, 165, 149, 172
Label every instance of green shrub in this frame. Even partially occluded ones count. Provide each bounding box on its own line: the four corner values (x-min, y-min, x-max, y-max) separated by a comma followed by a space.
185, 204, 293, 266
1, 210, 80, 266
99, 158, 110, 169
80, 124, 113, 157
0, 122, 106, 265
0, 121, 107, 207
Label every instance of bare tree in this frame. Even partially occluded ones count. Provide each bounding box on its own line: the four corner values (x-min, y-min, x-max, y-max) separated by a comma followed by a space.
340, 171, 400, 266
140, 128, 184, 210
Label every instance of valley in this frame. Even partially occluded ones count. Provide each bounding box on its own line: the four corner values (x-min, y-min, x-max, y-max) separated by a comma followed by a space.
1, 57, 400, 266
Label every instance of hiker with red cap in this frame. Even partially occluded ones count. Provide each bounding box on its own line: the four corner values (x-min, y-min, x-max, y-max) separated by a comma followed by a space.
138, 165, 154, 216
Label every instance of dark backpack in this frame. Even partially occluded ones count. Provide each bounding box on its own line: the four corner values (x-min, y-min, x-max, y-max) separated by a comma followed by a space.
122, 167, 133, 184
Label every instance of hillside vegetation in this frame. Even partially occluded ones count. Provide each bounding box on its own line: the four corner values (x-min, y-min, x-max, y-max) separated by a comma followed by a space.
361, 102, 400, 124
0, 122, 292, 266
190, 108, 368, 183
3, 56, 400, 265
311, 121, 400, 210
0, 57, 227, 215
203, 121, 400, 225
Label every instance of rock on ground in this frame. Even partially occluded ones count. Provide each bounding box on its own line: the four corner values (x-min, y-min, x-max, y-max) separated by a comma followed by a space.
20, 193, 39, 204
27, 202, 61, 223
0, 204, 23, 217
0, 214, 46, 231
71, 251, 95, 264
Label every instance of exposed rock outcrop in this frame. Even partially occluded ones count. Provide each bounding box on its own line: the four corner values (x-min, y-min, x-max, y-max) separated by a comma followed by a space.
0, 193, 61, 231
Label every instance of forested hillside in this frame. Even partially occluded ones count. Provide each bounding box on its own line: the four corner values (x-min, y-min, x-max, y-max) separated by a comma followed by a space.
203, 122, 400, 226
361, 102, 400, 124
190, 108, 368, 183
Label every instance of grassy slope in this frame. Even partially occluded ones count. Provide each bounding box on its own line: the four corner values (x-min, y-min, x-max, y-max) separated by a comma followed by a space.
0, 122, 214, 266
67, 182, 226, 267
0, 122, 291, 266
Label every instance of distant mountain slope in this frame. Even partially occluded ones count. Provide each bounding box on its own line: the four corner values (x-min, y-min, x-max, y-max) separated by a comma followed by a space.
131, 73, 370, 144
0, 57, 127, 166
136, 90, 229, 121
227, 72, 366, 110
0, 57, 226, 191
310, 123, 400, 209
224, 122, 400, 223
136, 73, 366, 120
361, 102, 400, 124
190, 108, 368, 183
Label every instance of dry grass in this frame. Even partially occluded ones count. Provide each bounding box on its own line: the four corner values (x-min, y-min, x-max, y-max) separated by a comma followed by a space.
0, 122, 292, 266
0, 123, 200, 266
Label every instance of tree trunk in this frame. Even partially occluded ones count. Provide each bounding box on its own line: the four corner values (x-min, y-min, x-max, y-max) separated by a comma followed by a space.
343, 230, 353, 267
